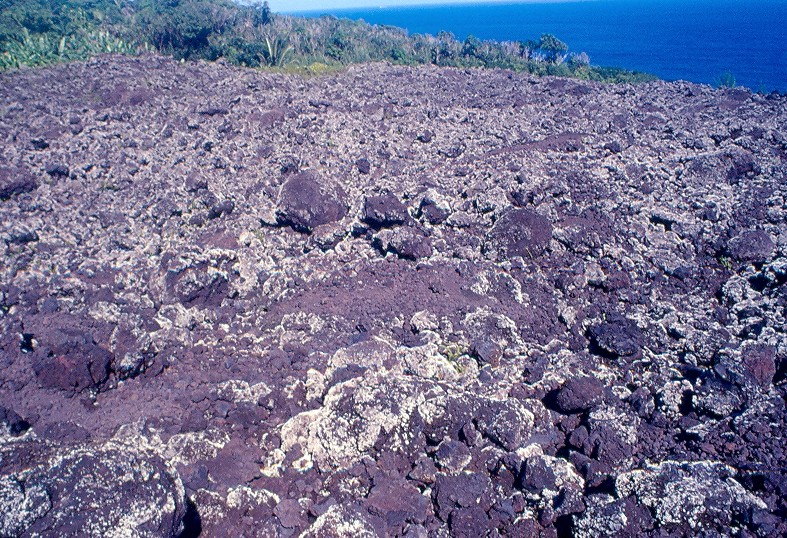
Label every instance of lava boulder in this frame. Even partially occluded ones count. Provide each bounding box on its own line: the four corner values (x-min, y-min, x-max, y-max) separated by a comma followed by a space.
276, 171, 347, 233
362, 194, 410, 228
588, 315, 644, 360
487, 208, 552, 259
0, 440, 187, 538
0, 166, 38, 200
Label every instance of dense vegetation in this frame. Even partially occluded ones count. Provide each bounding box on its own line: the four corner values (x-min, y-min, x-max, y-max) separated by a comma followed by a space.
0, 0, 656, 82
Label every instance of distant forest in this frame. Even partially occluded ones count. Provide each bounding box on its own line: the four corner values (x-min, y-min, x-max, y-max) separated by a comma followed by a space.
0, 0, 656, 82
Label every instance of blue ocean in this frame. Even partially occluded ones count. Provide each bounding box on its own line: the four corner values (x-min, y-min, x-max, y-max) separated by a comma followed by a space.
297, 0, 787, 92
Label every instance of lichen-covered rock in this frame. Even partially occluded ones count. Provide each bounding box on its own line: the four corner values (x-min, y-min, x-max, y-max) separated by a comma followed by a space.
615, 461, 767, 533
574, 494, 653, 537
417, 189, 451, 224
301, 505, 378, 537
280, 374, 445, 471
521, 455, 585, 524
0, 439, 186, 538
373, 227, 433, 259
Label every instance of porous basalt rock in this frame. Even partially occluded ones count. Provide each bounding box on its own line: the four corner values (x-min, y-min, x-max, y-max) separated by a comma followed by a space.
0, 166, 38, 200
486, 208, 552, 259
31, 326, 113, 394
588, 315, 644, 360
276, 171, 347, 233
0, 439, 187, 538
362, 194, 410, 228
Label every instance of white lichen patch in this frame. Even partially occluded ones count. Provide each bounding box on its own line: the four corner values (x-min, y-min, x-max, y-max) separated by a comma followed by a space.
472, 269, 527, 304
305, 368, 326, 401
88, 300, 123, 323
215, 379, 272, 405
399, 342, 468, 382
616, 461, 767, 530
9, 437, 187, 538
545, 455, 584, 490
326, 338, 396, 375
588, 405, 640, 446
0, 476, 51, 537
573, 494, 629, 537
226, 485, 279, 509
259, 448, 286, 478
657, 379, 692, 420
280, 373, 447, 471
410, 310, 439, 332
301, 505, 378, 537
112, 421, 230, 468
273, 311, 327, 348
462, 307, 524, 352
163, 429, 231, 467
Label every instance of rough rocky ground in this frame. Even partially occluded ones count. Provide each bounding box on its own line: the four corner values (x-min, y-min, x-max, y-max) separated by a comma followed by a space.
0, 54, 785, 537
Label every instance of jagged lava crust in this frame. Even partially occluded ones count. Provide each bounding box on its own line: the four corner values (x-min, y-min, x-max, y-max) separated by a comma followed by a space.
0, 54, 785, 537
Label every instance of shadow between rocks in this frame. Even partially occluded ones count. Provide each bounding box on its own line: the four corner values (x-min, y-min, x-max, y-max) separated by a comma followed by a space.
178, 498, 202, 538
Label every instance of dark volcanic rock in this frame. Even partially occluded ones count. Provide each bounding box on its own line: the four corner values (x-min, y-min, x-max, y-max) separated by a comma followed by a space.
355, 157, 371, 174
0, 167, 38, 200
362, 194, 410, 228
0, 406, 29, 437
276, 171, 347, 233
552, 376, 605, 414
486, 208, 552, 259
433, 472, 492, 520
419, 198, 450, 224
366, 473, 430, 529
31, 326, 113, 394
0, 440, 186, 537
167, 261, 230, 308
449, 505, 490, 536
588, 316, 644, 360
726, 229, 775, 264
373, 227, 432, 259
45, 163, 70, 178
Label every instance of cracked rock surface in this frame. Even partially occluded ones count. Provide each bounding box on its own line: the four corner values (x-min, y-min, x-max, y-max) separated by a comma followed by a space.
0, 54, 785, 536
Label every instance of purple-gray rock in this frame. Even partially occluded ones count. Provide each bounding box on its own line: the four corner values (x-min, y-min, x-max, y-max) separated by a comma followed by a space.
486, 208, 552, 259
31, 327, 113, 394
0, 406, 29, 437
362, 194, 409, 228
0, 440, 186, 537
0, 55, 784, 538
726, 229, 775, 264
276, 171, 347, 233
0, 167, 38, 200
552, 376, 605, 414
588, 316, 644, 359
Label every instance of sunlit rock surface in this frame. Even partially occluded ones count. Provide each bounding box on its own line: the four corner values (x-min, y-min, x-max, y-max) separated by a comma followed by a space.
0, 54, 785, 536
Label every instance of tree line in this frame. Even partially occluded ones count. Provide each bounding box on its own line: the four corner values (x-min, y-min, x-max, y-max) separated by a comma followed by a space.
0, 0, 655, 83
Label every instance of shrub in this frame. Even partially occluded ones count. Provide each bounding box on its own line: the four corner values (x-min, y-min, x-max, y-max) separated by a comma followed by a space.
260, 34, 291, 67
716, 70, 736, 88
